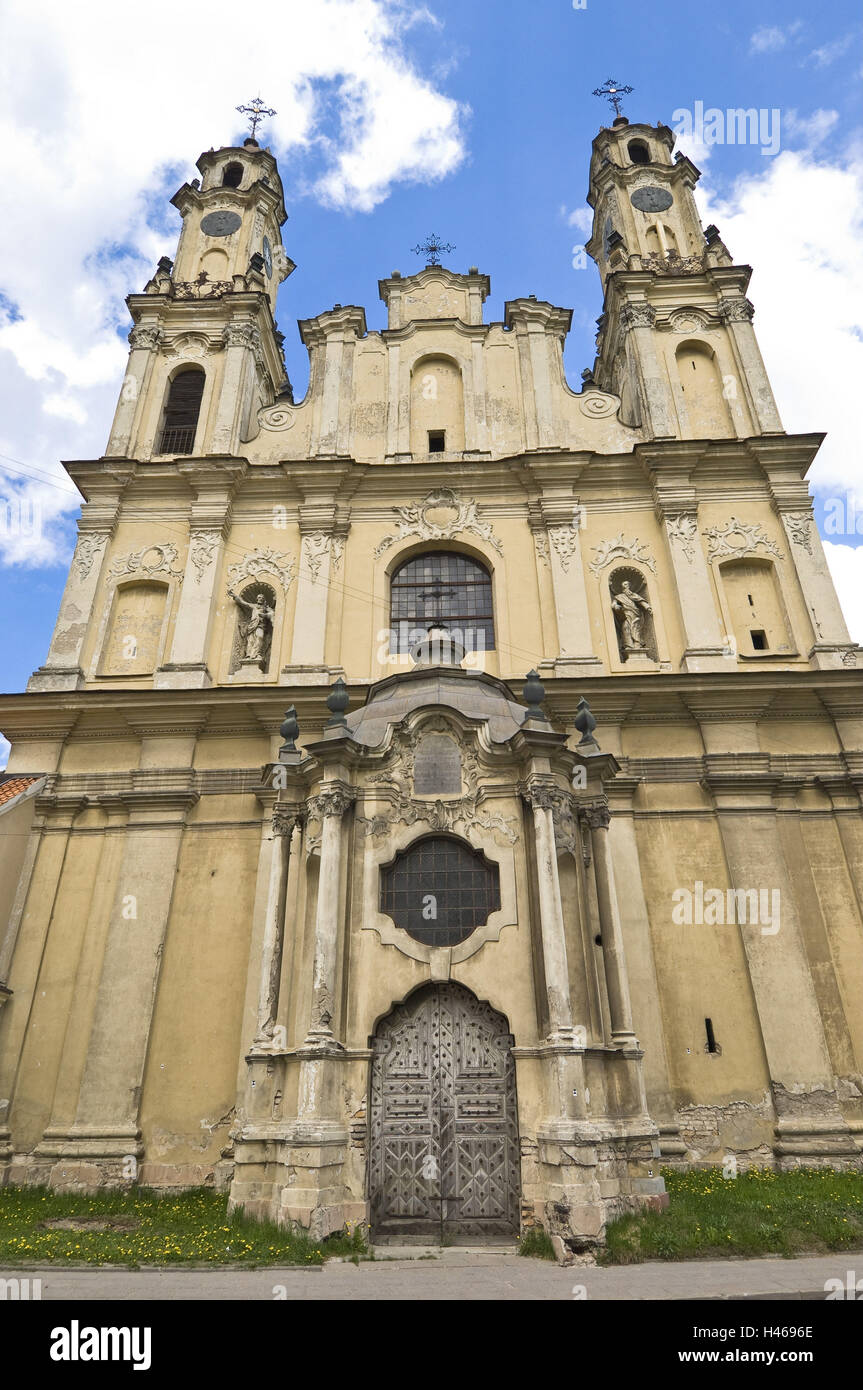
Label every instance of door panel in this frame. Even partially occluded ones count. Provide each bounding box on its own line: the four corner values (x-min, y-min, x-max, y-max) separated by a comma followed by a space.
369, 982, 519, 1241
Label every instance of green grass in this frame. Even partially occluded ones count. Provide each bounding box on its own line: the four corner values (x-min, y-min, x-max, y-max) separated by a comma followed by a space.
0, 1185, 368, 1268
602, 1167, 863, 1264
518, 1224, 556, 1260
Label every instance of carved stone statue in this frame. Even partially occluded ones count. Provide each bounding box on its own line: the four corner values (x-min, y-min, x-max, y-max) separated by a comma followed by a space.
612, 579, 651, 652
228, 588, 275, 664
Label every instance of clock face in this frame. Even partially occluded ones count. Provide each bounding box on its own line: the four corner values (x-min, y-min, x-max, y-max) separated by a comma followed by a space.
630, 186, 673, 213
262, 235, 273, 278
200, 209, 242, 238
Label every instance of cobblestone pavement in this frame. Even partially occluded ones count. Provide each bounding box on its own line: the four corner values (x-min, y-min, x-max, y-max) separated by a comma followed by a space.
5, 1249, 861, 1300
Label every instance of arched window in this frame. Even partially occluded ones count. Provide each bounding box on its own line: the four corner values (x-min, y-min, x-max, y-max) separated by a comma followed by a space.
390, 551, 494, 654
380, 835, 500, 947
158, 368, 205, 454
675, 341, 732, 437
719, 558, 793, 656
222, 162, 243, 188
628, 139, 650, 164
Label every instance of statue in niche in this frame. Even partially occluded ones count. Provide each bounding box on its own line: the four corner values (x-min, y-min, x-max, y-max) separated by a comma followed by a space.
611, 577, 653, 657
229, 587, 275, 665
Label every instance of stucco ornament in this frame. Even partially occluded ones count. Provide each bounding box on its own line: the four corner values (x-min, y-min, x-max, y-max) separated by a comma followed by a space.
668, 309, 709, 332
374, 488, 503, 557
190, 530, 221, 583
74, 532, 109, 581
578, 390, 618, 419
360, 718, 518, 844
108, 542, 184, 581
785, 512, 814, 557
702, 517, 784, 563
666, 512, 698, 563
227, 547, 294, 591
548, 524, 580, 572
302, 532, 344, 582
589, 533, 656, 575
257, 403, 296, 431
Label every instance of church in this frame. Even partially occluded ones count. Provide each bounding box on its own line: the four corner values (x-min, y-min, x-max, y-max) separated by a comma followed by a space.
1, 103, 861, 1255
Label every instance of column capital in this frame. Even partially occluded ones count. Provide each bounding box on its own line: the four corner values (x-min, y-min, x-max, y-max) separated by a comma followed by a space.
309, 783, 357, 820
272, 804, 305, 835
579, 798, 611, 831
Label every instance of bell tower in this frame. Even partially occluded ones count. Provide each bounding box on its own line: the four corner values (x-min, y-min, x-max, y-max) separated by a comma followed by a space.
105, 116, 295, 463
584, 111, 784, 442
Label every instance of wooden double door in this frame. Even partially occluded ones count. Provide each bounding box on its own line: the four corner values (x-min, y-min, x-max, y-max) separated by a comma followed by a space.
369, 983, 520, 1242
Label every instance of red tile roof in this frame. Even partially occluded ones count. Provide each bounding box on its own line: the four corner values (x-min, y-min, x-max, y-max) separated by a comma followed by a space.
0, 775, 42, 807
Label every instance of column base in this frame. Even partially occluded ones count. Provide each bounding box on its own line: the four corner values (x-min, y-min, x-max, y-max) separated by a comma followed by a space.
154, 662, 213, 689
547, 656, 606, 677
27, 665, 85, 692
680, 647, 734, 673
808, 643, 860, 670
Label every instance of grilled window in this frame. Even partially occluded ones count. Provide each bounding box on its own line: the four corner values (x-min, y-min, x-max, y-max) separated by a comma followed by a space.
390, 550, 494, 654
380, 835, 500, 947
157, 368, 205, 455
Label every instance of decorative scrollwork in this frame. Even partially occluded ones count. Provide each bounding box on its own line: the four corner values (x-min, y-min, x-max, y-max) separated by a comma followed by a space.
374, 488, 503, 558
108, 542, 184, 581
666, 512, 698, 563
74, 532, 109, 581
589, 533, 656, 575
784, 512, 814, 557
190, 530, 220, 583
702, 516, 784, 563
227, 547, 295, 592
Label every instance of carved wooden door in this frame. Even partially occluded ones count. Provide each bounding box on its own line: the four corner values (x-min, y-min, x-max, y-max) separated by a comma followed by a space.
369, 982, 520, 1241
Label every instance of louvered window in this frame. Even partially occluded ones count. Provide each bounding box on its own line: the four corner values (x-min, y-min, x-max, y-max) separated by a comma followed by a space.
158, 368, 205, 454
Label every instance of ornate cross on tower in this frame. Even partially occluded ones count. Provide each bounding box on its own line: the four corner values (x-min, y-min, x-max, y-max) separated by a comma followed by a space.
412, 233, 456, 267
592, 78, 634, 119
236, 95, 277, 141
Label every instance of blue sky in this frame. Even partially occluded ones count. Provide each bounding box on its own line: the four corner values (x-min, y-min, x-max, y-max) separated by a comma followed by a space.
1, 0, 861, 765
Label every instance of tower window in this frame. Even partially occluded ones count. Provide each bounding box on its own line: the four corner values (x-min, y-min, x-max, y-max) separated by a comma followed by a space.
750, 629, 768, 651
628, 139, 650, 165
157, 368, 205, 455
705, 1018, 719, 1054
428, 430, 446, 453
222, 162, 243, 188
390, 550, 495, 654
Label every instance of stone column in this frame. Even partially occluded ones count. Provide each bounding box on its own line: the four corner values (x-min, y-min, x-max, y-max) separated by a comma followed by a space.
105, 325, 162, 457
537, 496, 604, 673
302, 783, 356, 1051
643, 452, 729, 672
211, 322, 258, 453
583, 800, 638, 1049
155, 459, 245, 688
28, 468, 134, 692
705, 762, 856, 1165
620, 302, 676, 440
717, 297, 783, 434
53, 780, 198, 1177
252, 809, 300, 1046
525, 784, 575, 1041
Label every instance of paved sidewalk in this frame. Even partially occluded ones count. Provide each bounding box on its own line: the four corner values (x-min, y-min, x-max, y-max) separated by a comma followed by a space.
5, 1249, 860, 1300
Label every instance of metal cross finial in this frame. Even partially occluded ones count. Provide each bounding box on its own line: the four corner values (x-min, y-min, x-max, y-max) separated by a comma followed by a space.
412, 233, 456, 267
592, 78, 634, 119
236, 95, 276, 141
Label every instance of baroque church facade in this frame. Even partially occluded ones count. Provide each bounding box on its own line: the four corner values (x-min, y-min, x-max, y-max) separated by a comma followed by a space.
1, 112, 862, 1252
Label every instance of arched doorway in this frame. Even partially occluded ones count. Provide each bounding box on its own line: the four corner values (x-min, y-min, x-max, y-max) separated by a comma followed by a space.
368, 982, 520, 1242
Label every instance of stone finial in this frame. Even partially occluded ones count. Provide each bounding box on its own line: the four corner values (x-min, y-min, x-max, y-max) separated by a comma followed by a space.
409, 624, 466, 668
325, 677, 350, 727
279, 706, 299, 757
522, 669, 547, 722
574, 696, 600, 750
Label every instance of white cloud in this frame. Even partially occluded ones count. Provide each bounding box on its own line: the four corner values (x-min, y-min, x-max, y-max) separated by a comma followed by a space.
750, 25, 789, 54
0, 0, 466, 566
563, 206, 593, 232
806, 34, 855, 68
0, 736, 10, 770
824, 543, 863, 643
783, 108, 840, 149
